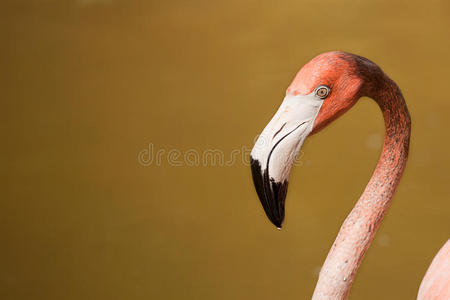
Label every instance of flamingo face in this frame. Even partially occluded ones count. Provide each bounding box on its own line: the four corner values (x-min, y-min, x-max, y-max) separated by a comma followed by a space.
250, 52, 365, 228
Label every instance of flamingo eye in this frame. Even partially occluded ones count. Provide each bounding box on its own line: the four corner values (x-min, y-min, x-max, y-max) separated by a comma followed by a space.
315, 85, 330, 99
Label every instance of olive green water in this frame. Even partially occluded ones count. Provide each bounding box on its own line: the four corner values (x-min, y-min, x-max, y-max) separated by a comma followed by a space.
1, 1, 449, 299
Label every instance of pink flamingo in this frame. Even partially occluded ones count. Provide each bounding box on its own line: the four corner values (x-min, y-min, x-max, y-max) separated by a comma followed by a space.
250, 51, 449, 299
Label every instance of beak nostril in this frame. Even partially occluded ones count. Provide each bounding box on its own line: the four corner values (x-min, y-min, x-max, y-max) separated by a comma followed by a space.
272, 122, 287, 140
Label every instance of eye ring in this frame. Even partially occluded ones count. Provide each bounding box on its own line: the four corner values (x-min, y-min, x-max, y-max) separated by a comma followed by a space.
315, 85, 330, 99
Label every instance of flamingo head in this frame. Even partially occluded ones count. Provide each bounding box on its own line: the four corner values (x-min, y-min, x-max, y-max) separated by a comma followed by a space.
250, 51, 372, 228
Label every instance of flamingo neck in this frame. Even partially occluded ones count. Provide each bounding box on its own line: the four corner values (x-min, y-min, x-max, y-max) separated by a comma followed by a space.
312, 76, 411, 300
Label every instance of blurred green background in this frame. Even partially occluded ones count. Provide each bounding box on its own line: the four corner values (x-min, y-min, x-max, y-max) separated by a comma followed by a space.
1, 0, 449, 299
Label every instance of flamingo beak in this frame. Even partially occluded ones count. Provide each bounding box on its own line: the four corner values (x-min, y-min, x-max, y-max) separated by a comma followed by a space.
250, 92, 325, 228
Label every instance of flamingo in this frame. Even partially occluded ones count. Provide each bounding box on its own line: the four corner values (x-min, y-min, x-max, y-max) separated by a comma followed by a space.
249, 51, 449, 299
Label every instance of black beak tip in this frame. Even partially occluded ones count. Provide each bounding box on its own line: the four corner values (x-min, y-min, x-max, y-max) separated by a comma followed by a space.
269, 216, 283, 229
250, 156, 288, 229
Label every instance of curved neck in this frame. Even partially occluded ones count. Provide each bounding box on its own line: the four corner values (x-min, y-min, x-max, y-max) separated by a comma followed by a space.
312, 76, 411, 299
